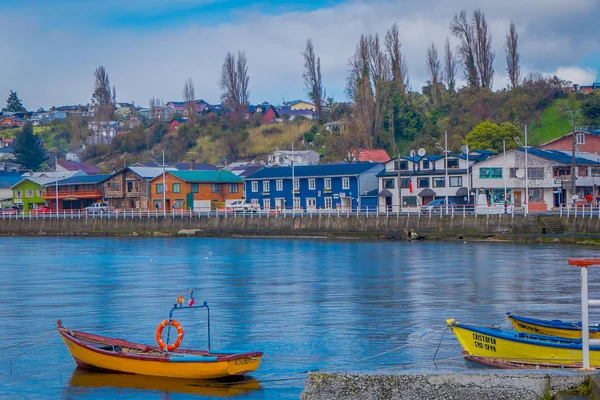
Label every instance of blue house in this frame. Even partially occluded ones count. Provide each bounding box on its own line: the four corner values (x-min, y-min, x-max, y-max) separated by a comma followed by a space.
244, 163, 383, 211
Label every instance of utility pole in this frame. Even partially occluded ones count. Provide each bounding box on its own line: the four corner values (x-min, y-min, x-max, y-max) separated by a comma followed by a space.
397, 152, 402, 213
162, 150, 166, 215
567, 109, 580, 205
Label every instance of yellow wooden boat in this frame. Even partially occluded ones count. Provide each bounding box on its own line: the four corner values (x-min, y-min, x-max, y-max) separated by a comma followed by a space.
447, 318, 600, 366
506, 312, 600, 339
58, 293, 262, 379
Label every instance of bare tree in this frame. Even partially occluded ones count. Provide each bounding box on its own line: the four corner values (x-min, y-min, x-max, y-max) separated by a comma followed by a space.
384, 23, 408, 94
443, 37, 457, 92
183, 78, 196, 123
220, 51, 250, 118
425, 42, 441, 105
302, 38, 323, 122
450, 11, 479, 88
505, 21, 521, 89
91, 66, 113, 120
473, 9, 495, 89
149, 97, 165, 121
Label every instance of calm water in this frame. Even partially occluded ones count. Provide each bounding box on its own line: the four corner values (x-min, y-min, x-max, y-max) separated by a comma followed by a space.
1, 237, 599, 399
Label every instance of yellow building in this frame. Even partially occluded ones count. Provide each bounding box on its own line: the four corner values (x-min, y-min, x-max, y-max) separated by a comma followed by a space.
284, 100, 315, 112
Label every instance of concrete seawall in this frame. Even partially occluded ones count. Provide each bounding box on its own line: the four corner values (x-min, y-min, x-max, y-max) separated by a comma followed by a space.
300, 371, 590, 400
0, 213, 599, 241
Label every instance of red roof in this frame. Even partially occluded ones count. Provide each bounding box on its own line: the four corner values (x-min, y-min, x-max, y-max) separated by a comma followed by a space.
354, 149, 391, 163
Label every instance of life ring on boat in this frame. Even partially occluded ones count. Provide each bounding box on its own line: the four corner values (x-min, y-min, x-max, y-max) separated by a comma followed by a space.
155, 319, 184, 351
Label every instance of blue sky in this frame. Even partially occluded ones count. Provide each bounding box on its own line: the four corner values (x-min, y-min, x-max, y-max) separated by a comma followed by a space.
1, 0, 599, 109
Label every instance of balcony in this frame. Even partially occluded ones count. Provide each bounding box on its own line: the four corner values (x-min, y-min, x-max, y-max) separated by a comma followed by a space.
43, 190, 103, 200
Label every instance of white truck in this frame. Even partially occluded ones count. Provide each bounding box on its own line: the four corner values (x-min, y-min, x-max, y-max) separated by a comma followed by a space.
227, 200, 260, 213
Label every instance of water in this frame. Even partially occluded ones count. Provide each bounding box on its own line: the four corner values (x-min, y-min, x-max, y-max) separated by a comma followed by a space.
1, 237, 599, 399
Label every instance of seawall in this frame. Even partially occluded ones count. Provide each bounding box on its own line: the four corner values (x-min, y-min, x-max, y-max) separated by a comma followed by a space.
0, 213, 600, 241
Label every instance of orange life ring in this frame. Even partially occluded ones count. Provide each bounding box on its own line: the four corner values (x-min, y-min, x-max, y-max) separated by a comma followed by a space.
155, 319, 184, 351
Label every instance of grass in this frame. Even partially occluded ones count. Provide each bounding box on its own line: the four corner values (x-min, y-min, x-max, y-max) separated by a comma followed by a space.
244, 120, 312, 156
528, 99, 576, 146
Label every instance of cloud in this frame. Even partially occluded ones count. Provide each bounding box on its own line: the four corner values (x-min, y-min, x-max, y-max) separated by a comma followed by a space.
549, 67, 597, 85
1, 0, 599, 109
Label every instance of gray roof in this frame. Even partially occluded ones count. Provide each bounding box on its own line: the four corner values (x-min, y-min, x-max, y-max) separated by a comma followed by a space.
128, 166, 177, 179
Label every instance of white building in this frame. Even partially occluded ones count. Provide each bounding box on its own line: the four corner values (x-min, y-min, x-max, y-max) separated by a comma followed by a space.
471, 148, 600, 210
267, 150, 319, 167
87, 121, 118, 145
376, 150, 494, 210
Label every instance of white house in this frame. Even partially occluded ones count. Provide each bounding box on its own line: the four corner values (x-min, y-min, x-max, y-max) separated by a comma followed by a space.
471, 148, 600, 211
267, 150, 319, 167
87, 121, 118, 145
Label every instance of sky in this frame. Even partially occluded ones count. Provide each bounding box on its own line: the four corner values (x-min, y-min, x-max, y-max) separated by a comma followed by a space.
1, 0, 599, 110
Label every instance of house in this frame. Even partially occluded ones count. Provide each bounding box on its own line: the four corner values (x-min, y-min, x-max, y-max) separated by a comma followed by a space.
1, 138, 13, 147
56, 160, 103, 175
102, 166, 177, 209
0, 116, 27, 129
244, 163, 384, 211
88, 121, 118, 145
0, 173, 21, 206
282, 100, 316, 112
43, 174, 111, 210
268, 150, 319, 167
149, 170, 243, 211
350, 148, 391, 163
0, 147, 14, 160
118, 115, 144, 129
135, 161, 217, 171
471, 148, 600, 211
376, 151, 494, 210
572, 82, 600, 94
0, 161, 22, 173
276, 108, 317, 121
11, 170, 84, 212
539, 128, 600, 155
261, 105, 279, 124
169, 118, 186, 131
324, 120, 346, 132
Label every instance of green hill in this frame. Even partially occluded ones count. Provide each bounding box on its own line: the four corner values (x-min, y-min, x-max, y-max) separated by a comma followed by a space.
528, 99, 574, 145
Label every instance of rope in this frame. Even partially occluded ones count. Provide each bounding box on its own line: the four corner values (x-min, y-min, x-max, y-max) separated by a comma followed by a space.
1, 333, 55, 365
0, 330, 55, 352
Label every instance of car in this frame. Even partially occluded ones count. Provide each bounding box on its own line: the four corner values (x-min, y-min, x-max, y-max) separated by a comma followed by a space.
421, 199, 457, 212
85, 202, 114, 213
1, 205, 22, 215
31, 206, 51, 213
227, 200, 260, 213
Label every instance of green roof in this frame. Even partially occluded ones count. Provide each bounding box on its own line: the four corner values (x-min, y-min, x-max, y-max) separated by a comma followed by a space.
169, 170, 243, 183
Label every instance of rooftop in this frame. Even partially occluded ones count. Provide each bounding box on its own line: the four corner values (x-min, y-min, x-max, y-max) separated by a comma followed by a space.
43, 174, 112, 187
57, 160, 103, 175
168, 170, 243, 183
246, 163, 382, 179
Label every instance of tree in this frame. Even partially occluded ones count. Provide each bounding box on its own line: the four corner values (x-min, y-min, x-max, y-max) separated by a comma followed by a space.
505, 21, 521, 89
4, 90, 26, 112
581, 94, 600, 124
473, 9, 495, 89
91, 66, 113, 121
12, 123, 47, 170
219, 51, 250, 118
465, 121, 519, 152
450, 10, 479, 88
149, 97, 165, 121
443, 38, 457, 92
425, 42, 441, 105
183, 78, 196, 124
302, 38, 323, 122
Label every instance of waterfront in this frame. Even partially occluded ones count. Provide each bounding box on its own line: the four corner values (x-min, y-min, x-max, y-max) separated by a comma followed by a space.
1, 238, 599, 399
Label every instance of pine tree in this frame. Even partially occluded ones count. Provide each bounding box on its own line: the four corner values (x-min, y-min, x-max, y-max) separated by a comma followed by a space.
4, 90, 26, 112
13, 123, 47, 170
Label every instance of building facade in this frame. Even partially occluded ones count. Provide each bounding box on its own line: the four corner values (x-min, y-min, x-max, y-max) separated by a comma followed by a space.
103, 167, 175, 209
267, 150, 319, 167
43, 174, 109, 210
540, 129, 600, 155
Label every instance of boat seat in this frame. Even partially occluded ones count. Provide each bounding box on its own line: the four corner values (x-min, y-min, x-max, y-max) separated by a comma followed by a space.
169, 354, 219, 363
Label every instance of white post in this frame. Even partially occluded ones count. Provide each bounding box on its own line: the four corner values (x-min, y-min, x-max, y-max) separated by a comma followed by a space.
162, 150, 166, 216
55, 156, 59, 213
503, 140, 507, 209
466, 144, 470, 204
291, 142, 295, 213
525, 126, 529, 215
444, 131, 449, 214
582, 266, 590, 369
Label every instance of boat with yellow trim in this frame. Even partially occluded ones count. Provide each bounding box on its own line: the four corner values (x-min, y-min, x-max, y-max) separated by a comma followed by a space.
58, 291, 262, 379
506, 312, 600, 339
447, 318, 600, 367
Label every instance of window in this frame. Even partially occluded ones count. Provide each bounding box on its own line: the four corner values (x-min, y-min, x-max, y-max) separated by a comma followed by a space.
342, 177, 350, 189
553, 167, 571, 178
400, 178, 410, 189
577, 133, 585, 145
433, 177, 445, 188
252, 181, 258, 192
127, 180, 139, 193
578, 166, 588, 177
422, 159, 430, 169
592, 167, 600, 176
15, 190, 22, 198
153, 200, 162, 209
446, 158, 459, 169
417, 177, 430, 188
174, 199, 184, 208
449, 176, 462, 187
211, 184, 220, 193
308, 179, 316, 190
156, 184, 163, 194
229, 183, 239, 193
276, 180, 283, 191
479, 168, 503, 179
528, 168, 544, 179
262, 181, 270, 193
509, 168, 519, 178
263, 199, 271, 210
293, 179, 300, 191
528, 188, 544, 202
293, 197, 301, 209
324, 178, 331, 190
109, 182, 117, 191
251, 199, 259, 206
383, 179, 395, 189
172, 183, 181, 193
36, 190, 44, 197
394, 160, 408, 170
324, 197, 332, 209
191, 183, 199, 193
25, 189, 33, 197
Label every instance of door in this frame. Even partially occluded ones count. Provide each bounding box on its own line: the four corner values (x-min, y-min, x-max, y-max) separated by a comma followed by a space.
306, 198, 316, 212
275, 198, 285, 210
186, 193, 194, 210
422, 196, 434, 205
514, 191, 522, 207
341, 197, 351, 212
385, 196, 392, 211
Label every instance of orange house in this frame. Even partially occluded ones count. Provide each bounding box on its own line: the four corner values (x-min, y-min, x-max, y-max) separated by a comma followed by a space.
149, 170, 243, 210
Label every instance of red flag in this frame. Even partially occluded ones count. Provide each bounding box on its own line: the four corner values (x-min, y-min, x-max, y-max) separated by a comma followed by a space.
409, 178, 413, 194
188, 297, 195, 307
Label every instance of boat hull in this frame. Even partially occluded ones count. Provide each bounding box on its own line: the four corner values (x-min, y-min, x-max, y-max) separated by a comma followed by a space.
58, 327, 262, 379
507, 313, 600, 339
447, 318, 600, 366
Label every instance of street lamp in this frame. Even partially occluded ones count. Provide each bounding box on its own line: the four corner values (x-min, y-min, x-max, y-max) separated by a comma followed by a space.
151, 150, 167, 214
435, 131, 449, 213
514, 126, 528, 214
